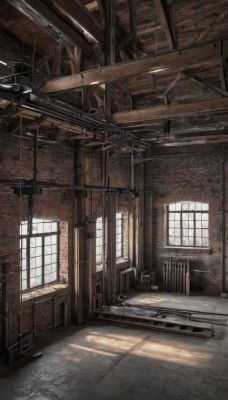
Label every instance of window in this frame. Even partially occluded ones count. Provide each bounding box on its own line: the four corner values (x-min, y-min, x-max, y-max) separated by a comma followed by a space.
96, 217, 103, 264
20, 218, 59, 290
116, 212, 123, 258
166, 202, 209, 247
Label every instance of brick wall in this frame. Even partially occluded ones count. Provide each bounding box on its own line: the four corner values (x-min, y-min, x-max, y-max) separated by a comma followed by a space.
146, 145, 223, 294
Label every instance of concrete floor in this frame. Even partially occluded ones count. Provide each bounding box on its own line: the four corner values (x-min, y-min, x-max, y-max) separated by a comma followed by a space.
0, 293, 228, 400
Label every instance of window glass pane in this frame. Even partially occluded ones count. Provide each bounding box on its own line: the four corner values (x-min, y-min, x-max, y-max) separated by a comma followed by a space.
195, 203, 202, 211
45, 236, 52, 245
36, 257, 42, 267
169, 237, 175, 245
22, 280, 27, 290
30, 258, 35, 268
52, 222, 58, 232
45, 254, 52, 264
35, 247, 42, 257
182, 237, 189, 246
35, 277, 42, 286
182, 203, 189, 211
30, 238, 36, 247
36, 237, 42, 247
202, 220, 208, 228
202, 203, 209, 211
32, 223, 38, 234
169, 204, 176, 211
175, 203, 181, 211
20, 223, 28, 235
169, 213, 174, 221
37, 222, 44, 234
202, 213, 208, 221
44, 222, 52, 233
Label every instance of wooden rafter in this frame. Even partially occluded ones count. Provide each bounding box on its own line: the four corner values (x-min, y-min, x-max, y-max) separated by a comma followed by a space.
5, 0, 92, 56
42, 43, 221, 94
182, 71, 228, 97
111, 97, 228, 124
197, 10, 228, 42
154, 0, 177, 50
46, 0, 105, 48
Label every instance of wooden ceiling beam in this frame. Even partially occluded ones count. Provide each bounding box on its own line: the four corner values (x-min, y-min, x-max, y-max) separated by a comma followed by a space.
154, 0, 177, 50
5, 0, 92, 56
111, 97, 228, 124
42, 43, 222, 94
44, 0, 105, 48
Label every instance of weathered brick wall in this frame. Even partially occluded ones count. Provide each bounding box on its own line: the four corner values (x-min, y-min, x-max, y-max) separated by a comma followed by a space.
0, 133, 73, 344
147, 145, 222, 294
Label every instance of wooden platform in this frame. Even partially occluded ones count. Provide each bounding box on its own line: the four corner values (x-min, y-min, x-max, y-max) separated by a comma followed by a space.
94, 307, 213, 338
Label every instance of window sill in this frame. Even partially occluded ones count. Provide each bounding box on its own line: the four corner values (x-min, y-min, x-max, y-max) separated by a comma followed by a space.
21, 282, 68, 302
164, 246, 211, 253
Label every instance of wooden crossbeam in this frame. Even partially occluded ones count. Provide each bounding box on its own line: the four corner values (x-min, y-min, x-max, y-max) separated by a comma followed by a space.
111, 97, 228, 124
154, 0, 177, 50
42, 43, 221, 94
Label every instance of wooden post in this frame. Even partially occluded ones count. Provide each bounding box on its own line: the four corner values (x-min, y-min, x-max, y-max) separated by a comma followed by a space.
105, 0, 116, 118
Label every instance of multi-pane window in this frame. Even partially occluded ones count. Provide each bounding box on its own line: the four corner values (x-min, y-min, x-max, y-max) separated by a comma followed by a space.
96, 217, 103, 264
167, 202, 209, 247
20, 219, 59, 290
116, 212, 123, 258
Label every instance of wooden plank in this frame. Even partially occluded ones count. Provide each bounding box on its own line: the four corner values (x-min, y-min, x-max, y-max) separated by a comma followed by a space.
6, 0, 92, 56
154, 0, 177, 50
42, 43, 222, 93
112, 97, 228, 124
48, 0, 105, 48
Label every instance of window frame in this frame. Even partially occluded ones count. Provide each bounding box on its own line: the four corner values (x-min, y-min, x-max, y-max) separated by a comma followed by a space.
116, 212, 123, 258
166, 202, 209, 248
96, 216, 103, 266
20, 219, 59, 291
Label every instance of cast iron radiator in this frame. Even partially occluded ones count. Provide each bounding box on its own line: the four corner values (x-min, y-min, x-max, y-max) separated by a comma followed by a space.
162, 257, 190, 295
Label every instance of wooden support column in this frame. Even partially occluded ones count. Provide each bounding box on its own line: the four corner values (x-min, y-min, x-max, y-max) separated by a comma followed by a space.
105, 0, 116, 118
129, 0, 137, 56
51, 44, 62, 78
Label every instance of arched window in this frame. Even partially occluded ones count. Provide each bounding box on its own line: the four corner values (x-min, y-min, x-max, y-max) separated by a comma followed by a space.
166, 202, 209, 247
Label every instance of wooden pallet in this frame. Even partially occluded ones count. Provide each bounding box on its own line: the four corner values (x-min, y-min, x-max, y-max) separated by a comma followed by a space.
94, 308, 213, 338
